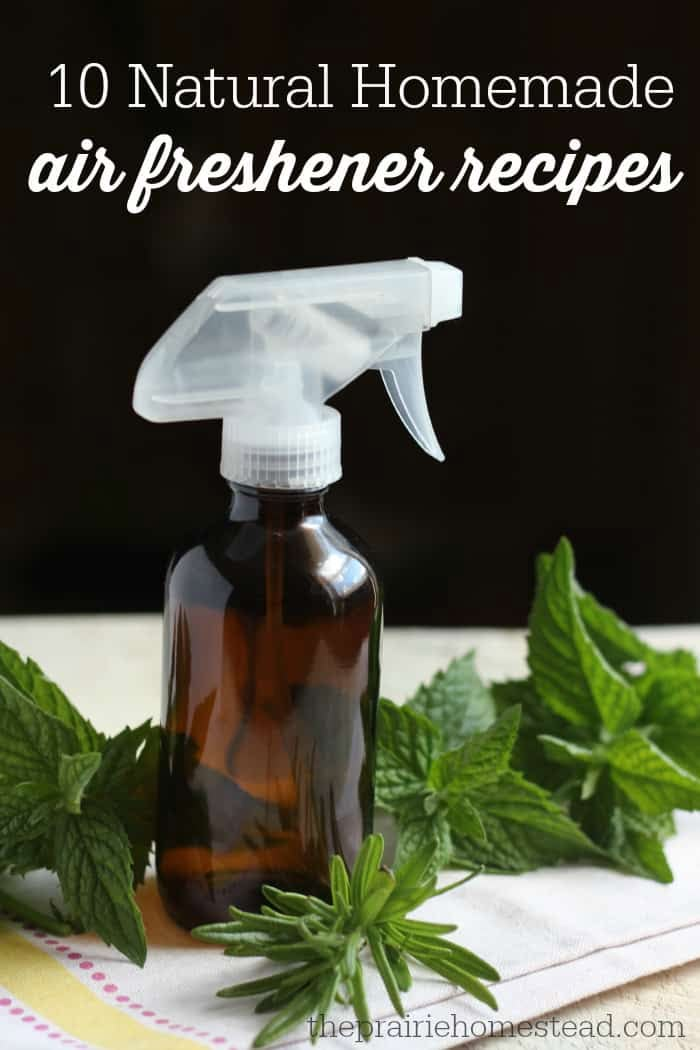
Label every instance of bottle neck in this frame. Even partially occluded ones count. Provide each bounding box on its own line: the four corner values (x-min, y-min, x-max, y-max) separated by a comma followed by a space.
227, 484, 328, 525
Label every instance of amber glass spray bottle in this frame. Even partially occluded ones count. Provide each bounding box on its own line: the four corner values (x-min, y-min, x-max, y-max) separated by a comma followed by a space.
133, 258, 462, 927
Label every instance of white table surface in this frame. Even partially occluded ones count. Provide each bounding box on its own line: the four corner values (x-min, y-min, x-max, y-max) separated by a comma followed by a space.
0, 616, 698, 1049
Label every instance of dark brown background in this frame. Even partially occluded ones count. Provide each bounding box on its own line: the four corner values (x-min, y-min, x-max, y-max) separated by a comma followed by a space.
3, 2, 698, 625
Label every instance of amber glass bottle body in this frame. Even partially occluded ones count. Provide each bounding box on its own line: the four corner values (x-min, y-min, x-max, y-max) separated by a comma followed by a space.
156, 485, 382, 929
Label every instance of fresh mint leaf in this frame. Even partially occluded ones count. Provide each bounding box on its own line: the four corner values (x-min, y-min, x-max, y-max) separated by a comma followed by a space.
611, 807, 674, 883
613, 822, 673, 883
492, 678, 542, 723
376, 700, 441, 810
447, 797, 487, 842
575, 593, 696, 678
406, 652, 495, 745
643, 673, 700, 728
492, 679, 573, 791
91, 722, 153, 791
0, 836, 52, 876
528, 538, 641, 733
643, 674, 700, 778
0, 788, 57, 847
428, 706, 520, 795
0, 786, 58, 875
0, 640, 102, 752
53, 802, 147, 967
58, 752, 102, 814
395, 800, 452, 876
451, 770, 600, 873
576, 591, 653, 668
650, 729, 700, 779
572, 772, 674, 882
0, 676, 80, 783
106, 725, 159, 886
606, 729, 700, 814
538, 735, 595, 768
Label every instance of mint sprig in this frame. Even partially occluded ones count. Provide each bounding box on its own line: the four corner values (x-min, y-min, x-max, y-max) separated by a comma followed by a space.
379, 537, 700, 884
521, 538, 700, 878
377, 692, 597, 874
0, 641, 157, 964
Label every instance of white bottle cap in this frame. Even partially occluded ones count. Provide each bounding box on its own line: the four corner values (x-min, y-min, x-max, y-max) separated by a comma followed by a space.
220, 405, 341, 489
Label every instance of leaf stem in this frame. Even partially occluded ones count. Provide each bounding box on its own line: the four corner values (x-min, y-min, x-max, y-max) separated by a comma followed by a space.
0, 886, 74, 937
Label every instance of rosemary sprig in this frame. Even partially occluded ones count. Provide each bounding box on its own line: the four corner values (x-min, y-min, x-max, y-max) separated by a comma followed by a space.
193, 833, 499, 1047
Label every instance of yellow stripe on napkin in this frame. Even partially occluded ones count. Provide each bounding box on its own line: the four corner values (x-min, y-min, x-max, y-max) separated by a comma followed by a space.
0, 924, 206, 1050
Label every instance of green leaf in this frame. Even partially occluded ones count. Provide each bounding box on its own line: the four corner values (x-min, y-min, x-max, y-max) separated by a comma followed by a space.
310, 971, 340, 1044
451, 770, 599, 873
644, 672, 700, 778
428, 706, 521, 795
572, 772, 674, 882
0, 835, 52, 876
350, 834, 383, 910
0, 676, 80, 783
53, 802, 146, 966
492, 678, 543, 723
94, 723, 159, 885
575, 591, 652, 668
528, 537, 641, 733
395, 801, 452, 876
576, 592, 696, 678
376, 700, 441, 809
91, 722, 153, 790
391, 840, 439, 893
406, 652, 495, 745
349, 962, 372, 1037
0, 640, 102, 752
612, 808, 674, 883
651, 729, 700, 779
447, 798, 487, 842
393, 929, 499, 982
58, 752, 101, 814
215, 961, 328, 999
607, 729, 700, 814
643, 674, 700, 728
366, 926, 404, 1016
0, 788, 57, 852
224, 941, 327, 962
581, 766, 603, 800
261, 885, 336, 920
433, 939, 500, 982
385, 944, 412, 992
538, 735, 595, 768
329, 855, 351, 912
252, 982, 323, 1047
404, 944, 497, 1010
357, 870, 396, 927
492, 680, 574, 791
389, 916, 458, 937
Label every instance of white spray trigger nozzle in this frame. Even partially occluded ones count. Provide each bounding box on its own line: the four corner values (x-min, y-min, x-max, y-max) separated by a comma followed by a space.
133, 257, 462, 488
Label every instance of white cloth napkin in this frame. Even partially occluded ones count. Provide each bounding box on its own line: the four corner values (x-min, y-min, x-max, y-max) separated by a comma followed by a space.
1, 813, 698, 1050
